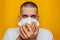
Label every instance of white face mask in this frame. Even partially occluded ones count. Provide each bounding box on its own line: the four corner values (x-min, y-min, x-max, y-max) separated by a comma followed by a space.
18, 17, 39, 26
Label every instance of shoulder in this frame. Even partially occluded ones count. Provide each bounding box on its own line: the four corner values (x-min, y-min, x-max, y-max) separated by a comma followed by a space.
5, 27, 19, 37
3, 27, 19, 40
38, 28, 53, 37
39, 28, 53, 34
6, 27, 19, 33
37, 28, 54, 40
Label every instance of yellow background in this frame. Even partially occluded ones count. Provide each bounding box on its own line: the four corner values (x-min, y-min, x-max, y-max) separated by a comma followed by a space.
0, 0, 60, 40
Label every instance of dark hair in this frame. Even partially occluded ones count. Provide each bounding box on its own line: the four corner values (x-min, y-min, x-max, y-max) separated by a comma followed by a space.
20, 2, 38, 13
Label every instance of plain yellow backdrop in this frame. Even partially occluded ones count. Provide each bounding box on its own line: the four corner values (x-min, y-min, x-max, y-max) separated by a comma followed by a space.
0, 0, 60, 40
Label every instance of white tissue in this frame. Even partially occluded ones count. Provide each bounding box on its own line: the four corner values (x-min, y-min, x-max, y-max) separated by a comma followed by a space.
18, 18, 39, 26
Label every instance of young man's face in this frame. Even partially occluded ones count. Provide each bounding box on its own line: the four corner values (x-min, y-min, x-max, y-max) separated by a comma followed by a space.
19, 7, 38, 20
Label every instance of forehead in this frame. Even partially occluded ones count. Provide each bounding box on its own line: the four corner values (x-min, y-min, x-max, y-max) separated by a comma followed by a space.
21, 7, 37, 15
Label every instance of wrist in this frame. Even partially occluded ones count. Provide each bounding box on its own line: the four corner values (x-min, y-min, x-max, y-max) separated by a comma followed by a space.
31, 39, 36, 40
30, 38, 36, 40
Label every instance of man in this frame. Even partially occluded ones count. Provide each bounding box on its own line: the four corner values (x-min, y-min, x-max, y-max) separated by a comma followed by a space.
3, 2, 53, 40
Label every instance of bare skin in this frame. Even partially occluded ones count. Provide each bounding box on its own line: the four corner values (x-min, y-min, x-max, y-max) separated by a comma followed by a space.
17, 7, 39, 40
17, 22, 39, 40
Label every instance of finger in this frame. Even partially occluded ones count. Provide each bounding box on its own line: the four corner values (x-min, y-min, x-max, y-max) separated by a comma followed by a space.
32, 22, 36, 32
33, 26, 35, 32
20, 32, 25, 39
20, 27, 25, 39
34, 26, 39, 36
31, 22, 35, 29
35, 26, 39, 32
20, 25, 28, 39
26, 23, 33, 37
35, 23, 39, 31
23, 24, 32, 38
22, 24, 29, 37
26, 23, 32, 33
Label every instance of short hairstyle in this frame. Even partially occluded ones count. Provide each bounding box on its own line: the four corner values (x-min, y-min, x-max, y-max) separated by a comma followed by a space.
20, 2, 38, 13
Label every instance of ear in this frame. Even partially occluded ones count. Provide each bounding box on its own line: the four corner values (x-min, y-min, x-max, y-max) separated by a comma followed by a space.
37, 16, 39, 20
18, 16, 21, 21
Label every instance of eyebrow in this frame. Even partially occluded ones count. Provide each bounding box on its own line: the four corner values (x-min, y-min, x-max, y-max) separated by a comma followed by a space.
22, 15, 28, 16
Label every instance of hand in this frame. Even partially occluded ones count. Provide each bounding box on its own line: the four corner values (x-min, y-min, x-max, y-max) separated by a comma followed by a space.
16, 35, 22, 40
19, 22, 39, 40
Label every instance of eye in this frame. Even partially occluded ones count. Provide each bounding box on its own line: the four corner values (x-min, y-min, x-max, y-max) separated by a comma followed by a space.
31, 15, 37, 18
22, 15, 28, 18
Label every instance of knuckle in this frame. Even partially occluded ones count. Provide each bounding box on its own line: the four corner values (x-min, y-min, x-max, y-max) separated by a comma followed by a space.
25, 37, 28, 39
28, 34, 31, 37
28, 33, 33, 37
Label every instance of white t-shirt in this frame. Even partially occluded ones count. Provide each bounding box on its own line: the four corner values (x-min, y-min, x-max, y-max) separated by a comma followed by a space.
3, 27, 54, 40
